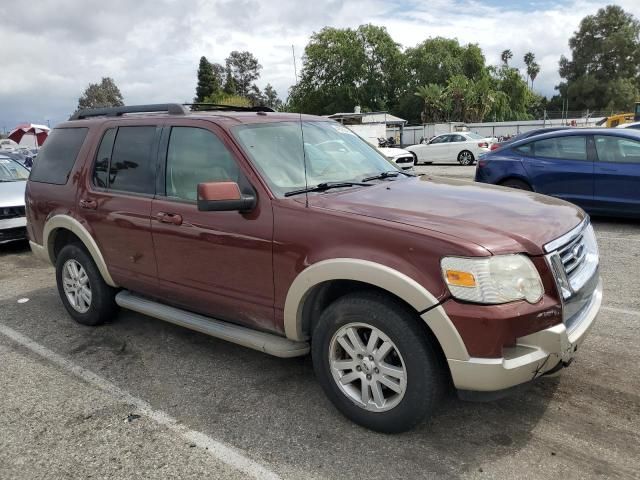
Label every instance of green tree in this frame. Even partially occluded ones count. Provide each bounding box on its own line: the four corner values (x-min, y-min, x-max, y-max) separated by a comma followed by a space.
223, 69, 237, 95
194, 56, 223, 103
444, 74, 470, 121
414, 84, 445, 123
288, 24, 403, 115
529, 62, 540, 90
557, 5, 640, 111
523, 52, 535, 87
500, 49, 513, 66
77, 77, 124, 110
263, 84, 282, 109
225, 51, 262, 97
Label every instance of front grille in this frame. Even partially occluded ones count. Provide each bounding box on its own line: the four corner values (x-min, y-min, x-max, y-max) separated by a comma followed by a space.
0, 206, 25, 220
557, 231, 586, 277
545, 219, 599, 302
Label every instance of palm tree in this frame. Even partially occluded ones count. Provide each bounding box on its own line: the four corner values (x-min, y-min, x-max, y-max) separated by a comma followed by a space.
444, 75, 470, 122
528, 62, 541, 90
501, 49, 513, 67
414, 84, 444, 123
523, 52, 535, 87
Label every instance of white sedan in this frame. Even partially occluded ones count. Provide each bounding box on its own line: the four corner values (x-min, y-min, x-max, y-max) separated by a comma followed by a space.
406, 132, 496, 165
377, 147, 415, 172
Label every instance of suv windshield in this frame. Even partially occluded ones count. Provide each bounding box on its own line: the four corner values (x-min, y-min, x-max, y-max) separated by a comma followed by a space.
0, 157, 29, 182
233, 121, 398, 196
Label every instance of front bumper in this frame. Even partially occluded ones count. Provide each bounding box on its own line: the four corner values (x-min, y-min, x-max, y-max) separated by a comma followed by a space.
0, 216, 27, 244
448, 277, 602, 392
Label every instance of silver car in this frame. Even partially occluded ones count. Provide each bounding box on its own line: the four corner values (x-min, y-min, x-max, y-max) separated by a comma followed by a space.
0, 155, 29, 244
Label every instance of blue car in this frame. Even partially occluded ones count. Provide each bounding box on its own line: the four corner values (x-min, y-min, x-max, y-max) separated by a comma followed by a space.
475, 128, 640, 217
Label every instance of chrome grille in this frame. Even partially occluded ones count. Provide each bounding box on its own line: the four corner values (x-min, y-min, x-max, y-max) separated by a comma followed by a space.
545, 219, 599, 300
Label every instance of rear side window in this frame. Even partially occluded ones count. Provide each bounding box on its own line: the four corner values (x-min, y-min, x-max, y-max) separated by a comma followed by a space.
594, 135, 640, 164
29, 128, 88, 184
107, 126, 157, 194
513, 143, 533, 155
533, 136, 587, 161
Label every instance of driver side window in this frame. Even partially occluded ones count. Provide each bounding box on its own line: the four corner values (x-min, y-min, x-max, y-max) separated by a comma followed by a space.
166, 127, 239, 201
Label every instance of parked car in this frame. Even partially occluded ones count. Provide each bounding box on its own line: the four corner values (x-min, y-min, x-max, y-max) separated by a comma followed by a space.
0, 150, 32, 169
377, 146, 415, 171
617, 121, 640, 130
407, 132, 496, 165
489, 127, 571, 151
26, 104, 601, 433
475, 128, 640, 217
0, 155, 29, 244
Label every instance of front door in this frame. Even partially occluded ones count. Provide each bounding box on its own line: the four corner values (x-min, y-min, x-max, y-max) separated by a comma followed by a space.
150, 122, 275, 331
79, 123, 160, 295
521, 134, 594, 210
593, 134, 640, 216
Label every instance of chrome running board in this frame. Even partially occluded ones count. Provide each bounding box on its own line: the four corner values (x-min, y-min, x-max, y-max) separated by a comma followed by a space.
115, 291, 310, 358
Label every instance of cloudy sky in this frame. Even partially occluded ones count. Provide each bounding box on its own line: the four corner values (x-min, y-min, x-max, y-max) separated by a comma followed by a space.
1, 0, 639, 131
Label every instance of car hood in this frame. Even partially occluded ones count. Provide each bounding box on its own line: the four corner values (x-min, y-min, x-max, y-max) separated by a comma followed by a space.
377, 147, 412, 158
310, 176, 584, 255
0, 180, 26, 208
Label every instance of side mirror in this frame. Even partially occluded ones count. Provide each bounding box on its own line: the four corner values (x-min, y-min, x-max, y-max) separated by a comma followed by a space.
197, 181, 256, 213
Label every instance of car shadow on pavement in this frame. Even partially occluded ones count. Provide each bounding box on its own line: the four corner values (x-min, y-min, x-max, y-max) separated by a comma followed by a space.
1, 286, 559, 480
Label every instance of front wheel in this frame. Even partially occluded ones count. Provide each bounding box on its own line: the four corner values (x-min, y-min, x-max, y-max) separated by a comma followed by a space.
457, 150, 475, 166
312, 291, 445, 433
411, 152, 419, 166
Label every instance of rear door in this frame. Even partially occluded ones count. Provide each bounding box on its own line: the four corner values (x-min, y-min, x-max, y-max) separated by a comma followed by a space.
521, 135, 594, 210
593, 134, 640, 216
79, 122, 160, 295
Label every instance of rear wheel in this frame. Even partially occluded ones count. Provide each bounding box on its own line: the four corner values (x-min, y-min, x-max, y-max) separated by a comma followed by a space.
55, 243, 118, 326
500, 179, 533, 191
457, 150, 474, 166
312, 291, 445, 433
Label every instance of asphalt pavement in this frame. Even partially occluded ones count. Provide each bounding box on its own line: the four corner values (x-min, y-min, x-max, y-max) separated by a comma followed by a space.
0, 165, 638, 479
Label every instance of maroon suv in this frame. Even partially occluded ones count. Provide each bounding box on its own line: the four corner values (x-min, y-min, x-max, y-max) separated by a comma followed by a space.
26, 104, 602, 432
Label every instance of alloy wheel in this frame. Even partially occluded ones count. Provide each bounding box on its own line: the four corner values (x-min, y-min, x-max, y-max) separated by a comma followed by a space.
329, 322, 407, 412
62, 259, 92, 313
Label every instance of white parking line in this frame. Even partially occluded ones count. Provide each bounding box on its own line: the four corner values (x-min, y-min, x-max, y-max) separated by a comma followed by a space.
602, 306, 640, 318
0, 323, 282, 480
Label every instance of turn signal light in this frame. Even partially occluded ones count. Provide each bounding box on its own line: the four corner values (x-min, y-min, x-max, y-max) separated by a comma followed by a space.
445, 270, 477, 288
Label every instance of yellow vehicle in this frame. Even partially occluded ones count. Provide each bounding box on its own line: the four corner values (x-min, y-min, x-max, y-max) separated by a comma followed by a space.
597, 102, 640, 127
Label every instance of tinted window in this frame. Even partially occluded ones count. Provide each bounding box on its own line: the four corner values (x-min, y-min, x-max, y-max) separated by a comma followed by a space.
451, 135, 466, 142
93, 128, 115, 188
533, 136, 587, 161
430, 135, 448, 144
513, 143, 533, 156
108, 126, 156, 194
29, 128, 88, 184
594, 135, 640, 164
166, 127, 239, 201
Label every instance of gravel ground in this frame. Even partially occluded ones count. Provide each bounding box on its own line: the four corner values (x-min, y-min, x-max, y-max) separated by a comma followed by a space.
1, 165, 639, 479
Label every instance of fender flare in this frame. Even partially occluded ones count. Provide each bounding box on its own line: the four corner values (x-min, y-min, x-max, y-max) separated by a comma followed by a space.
42, 214, 117, 287
283, 258, 469, 361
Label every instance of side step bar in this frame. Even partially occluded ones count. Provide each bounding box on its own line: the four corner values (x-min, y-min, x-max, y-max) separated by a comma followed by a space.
115, 291, 310, 358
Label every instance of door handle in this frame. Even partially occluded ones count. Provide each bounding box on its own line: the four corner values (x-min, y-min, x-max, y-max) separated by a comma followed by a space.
79, 199, 97, 210
156, 212, 183, 226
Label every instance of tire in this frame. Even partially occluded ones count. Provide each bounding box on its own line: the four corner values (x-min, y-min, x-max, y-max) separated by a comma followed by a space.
311, 291, 445, 433
500, 179, 533, 191
411, 152, 419, 166
55, 243, 118, 326
457, 150, 474, 166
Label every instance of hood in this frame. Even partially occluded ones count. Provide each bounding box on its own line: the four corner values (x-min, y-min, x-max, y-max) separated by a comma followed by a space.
377, 147, 412, 159
0, 180, 26, 208
310, 176, 584, 255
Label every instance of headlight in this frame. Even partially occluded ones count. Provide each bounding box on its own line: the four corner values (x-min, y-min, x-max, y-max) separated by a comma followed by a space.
441, 254, 543, 304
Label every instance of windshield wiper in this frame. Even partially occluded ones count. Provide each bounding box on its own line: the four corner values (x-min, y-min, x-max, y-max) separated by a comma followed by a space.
362, 170, 416, 182
284, 181, 373, 197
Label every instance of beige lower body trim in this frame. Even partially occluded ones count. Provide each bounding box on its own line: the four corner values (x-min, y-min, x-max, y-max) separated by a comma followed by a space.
449, 278, 602, 392
42, 215, 117, 287
29, 241, 50, 263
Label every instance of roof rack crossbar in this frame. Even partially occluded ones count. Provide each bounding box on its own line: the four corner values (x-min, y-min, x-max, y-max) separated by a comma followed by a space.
184, 103, 275, 113
69, 103, 187, 120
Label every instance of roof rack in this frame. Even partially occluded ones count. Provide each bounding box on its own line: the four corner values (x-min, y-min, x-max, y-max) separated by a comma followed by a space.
185, 103, 275, 113
69, 103, 187, 120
